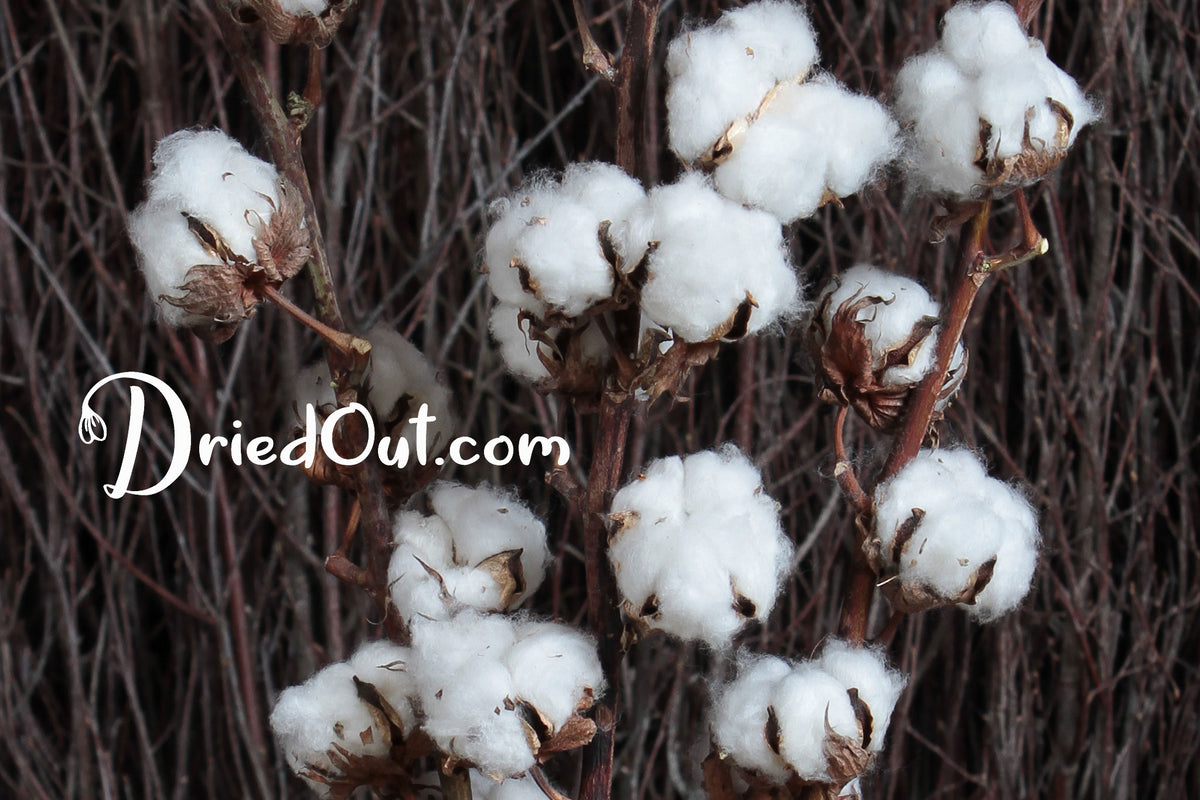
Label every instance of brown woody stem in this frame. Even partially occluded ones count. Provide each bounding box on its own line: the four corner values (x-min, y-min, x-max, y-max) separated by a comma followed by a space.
261, 284, 368, 358
833, 405, 871, 514
578, 4, 660, 798
213, 2, 344, 330
838, 201, 992, 643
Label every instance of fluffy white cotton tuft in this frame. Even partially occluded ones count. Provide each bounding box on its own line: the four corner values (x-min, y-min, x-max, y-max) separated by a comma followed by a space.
893, 1, 1098, 198
470, 771, 553, 800
129, 129, 280, 327
666, 1, 819, 162
815, 639, 906, 753
609, 444, 793, 648
388, 482, 550, 623
873, 447, 1040, 619
711, 654, 793, 781
488, 304, 610, 383
484, 164, 650, 319
640, 174, 801, 343
712, 76, 899, 224
347, 640, 419, 735
277, 0, 329, 16
772, 663, 861, 781
711, 648, 903, 784
816, 264, 965, 391
409, 612, 603, 777
269, 662, 391, 796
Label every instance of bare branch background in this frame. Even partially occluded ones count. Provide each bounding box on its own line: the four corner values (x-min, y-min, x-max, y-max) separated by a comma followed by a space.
1, 0, 1196, 798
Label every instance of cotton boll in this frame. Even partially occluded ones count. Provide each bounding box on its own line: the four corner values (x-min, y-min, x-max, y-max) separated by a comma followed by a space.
484, 190, 556, 316
143, 130, 280, 263
641, 175, 800, 343
129, 203, 224, 328
490, 304, 552, 381
269, 662, 391, 793
510, 200, 615, 316
362, 325, 455, 453
666, 1, 819, 161
973, 59, 1048, 159
816, 640, 906, 753
711, 654, 793, 781
940, 1, 1032, 77
609, 446, 792, 648
410, 614, 536, 777
713, 77, 899, 223
873, 448, 1039, 618
508, 620, 605, 733
388, 485, 550, 620
1027, 42, 1099, 147
771, 664, 861, 781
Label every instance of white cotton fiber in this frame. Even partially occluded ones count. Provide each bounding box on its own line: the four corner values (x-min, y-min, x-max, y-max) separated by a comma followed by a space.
893, 1, 1097, 198
490, 304, 553, 381
269, 662, 391, 794
772, 663, 861, 781
294, 360, 337, 414
711, 654, 793, 781
713, 77, 899, 224
609, 444, 793, 648
640, 174, 800, 343
129, 129, 280, 326
470, 771, 551, 800
666, 1, 819, 161
347, 640, 419, 736
388, 483, 550, 622
409, 612, 603, 777
508, 619, 606, 733
361, 325, 455, 453
278, 0, 329, 16
816, 264, 965, 390
873, 448, 1040, 619
484, 164, 650, 319
815, 640, 906, 753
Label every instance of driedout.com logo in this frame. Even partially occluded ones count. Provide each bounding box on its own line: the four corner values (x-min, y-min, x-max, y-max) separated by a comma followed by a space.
78, 372, 569, 499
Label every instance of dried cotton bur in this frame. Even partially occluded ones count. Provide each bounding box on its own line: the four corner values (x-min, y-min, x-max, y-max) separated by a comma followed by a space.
666, 1, 899, 224
608, 445, 793, 649
868, 448, 1040, 617
231, 0, 357, 48
387, 482, 551, 625
129, 129, 309, 342
809, 264, 966, 433
710, 641, 905, 793
893, 1, 1098, 203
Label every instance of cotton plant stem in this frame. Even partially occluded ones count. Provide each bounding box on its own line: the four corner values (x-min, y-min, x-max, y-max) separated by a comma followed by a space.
838, 201, 992, 643
261, 284, 369, 360
578, 4, 661, 798
213, 2, 344, 331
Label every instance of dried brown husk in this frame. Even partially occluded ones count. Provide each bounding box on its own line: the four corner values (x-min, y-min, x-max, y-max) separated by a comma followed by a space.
231, 0, 357, 47
809, 283, 959, 433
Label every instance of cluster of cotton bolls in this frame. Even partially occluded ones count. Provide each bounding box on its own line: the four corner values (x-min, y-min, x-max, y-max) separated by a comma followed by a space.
665, 1, 898, 224
870, 447, 1040, 619
129, 129, 307, 342
608, 445, 793, 648
711, 640, 906, 784
387, 482, 551, 624
809, 264, 966, 432
409, 611, 605, 778
269, 640, 416, 797
295, 324, 455, 457
893, 0, 1098, 199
